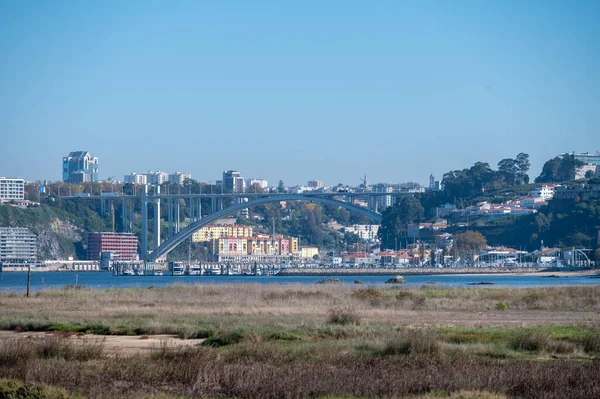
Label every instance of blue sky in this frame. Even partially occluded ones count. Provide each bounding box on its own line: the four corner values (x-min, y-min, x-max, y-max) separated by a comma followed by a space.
1, 0, 599, 186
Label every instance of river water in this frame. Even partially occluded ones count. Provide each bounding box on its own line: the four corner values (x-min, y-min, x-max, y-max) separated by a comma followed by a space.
1, 271, 599, 292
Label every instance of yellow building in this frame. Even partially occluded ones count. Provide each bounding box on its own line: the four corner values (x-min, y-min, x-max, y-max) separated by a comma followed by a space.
209, 237, 248, 255
192, 225, 253, 242
299, 246, 319, 259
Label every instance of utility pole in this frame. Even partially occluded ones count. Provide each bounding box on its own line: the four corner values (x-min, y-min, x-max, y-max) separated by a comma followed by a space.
26, 263, 31, 298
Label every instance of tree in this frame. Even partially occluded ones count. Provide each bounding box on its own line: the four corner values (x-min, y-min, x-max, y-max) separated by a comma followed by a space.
248, 183, 265, 194
515, 153, 530, 184
453, 231, 487, 256
378, 196, 424, 250
277, 180, 285, 193
498, 158, 517, 185
536, 155, 584, 183
585, 170, 595, 179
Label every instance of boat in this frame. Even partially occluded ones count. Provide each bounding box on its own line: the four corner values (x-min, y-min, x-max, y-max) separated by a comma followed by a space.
152, 270, 164, 276
122, 269, 134, 276
172, 265, 185, 276
203, 266, 221, 276
135, 268, 145, 276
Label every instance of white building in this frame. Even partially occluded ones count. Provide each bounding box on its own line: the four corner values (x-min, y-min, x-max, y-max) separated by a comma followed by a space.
345, 224, 380, 241
372, 184, 393, 210
531, 184, 560, 200
168, 172, 192, 185
0, 178, 25, 202
247, 178, 268, 191
123, 173, 147, 185
308, 180, 323, 188
575, 164, 598, 180
145, 171, 169, 185
0, 227, 37, 266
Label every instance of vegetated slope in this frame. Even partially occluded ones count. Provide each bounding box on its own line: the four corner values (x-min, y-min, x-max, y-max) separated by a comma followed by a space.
0, 201, 110, 260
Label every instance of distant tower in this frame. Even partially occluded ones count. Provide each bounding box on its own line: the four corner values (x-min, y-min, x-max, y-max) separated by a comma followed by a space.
360, 174, 368, 189
429, 174, 435, 189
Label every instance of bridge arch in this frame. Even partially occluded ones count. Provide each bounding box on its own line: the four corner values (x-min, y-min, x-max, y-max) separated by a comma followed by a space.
147, 194, 381, 261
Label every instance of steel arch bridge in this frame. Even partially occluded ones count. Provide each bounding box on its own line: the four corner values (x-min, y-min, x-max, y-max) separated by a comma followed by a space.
147, 194, 382, 261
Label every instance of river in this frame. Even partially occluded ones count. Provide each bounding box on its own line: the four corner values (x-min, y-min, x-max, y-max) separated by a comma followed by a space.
1, 271, 599, 292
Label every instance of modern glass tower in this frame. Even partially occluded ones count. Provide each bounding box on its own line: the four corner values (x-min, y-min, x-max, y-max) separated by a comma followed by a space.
62, 151, 99, 183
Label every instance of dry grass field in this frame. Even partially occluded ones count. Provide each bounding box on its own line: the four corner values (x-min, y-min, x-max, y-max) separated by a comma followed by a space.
1, 284, 599, 398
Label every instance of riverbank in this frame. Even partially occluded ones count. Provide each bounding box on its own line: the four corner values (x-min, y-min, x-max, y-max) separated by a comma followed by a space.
277, 266, 550, 276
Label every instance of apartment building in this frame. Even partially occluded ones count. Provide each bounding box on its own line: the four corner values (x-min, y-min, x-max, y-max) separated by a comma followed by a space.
0, 178, 25, 202
87, 232, 138, 261
0, 227, 37, 266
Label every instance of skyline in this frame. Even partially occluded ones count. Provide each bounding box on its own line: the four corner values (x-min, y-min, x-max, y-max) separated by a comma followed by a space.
1, 1, 599, 185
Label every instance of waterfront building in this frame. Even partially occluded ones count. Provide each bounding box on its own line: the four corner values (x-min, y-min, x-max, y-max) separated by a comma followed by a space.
62, 151, 99, 183
145, 171, 169, 185
168, 172, 192, 185
123, 173, 147, 185
372, 184, 393, 210
0, 177, 25, 202
192, 225, 253, 242
87, 232, 138, 261
0, 227, 37, 266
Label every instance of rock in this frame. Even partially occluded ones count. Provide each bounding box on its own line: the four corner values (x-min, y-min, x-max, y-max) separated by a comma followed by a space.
385, 276, 406, 284
316, 278, 342, 285
468, 281, 494, 285
353, 280, 364, 284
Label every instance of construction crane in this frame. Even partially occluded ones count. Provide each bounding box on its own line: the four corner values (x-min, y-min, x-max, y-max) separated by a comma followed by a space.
360, 174, 368, 189
107, 176, 115, 182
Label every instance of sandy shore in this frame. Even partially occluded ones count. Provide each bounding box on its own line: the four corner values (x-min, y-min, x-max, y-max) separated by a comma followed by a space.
0, 331, 204, 355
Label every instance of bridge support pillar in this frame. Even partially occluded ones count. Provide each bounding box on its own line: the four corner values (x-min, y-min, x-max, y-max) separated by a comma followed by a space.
167, 198, 173, 236
141, 185, 148, 259
175, 200, 180, 233
154, 186, 161, 252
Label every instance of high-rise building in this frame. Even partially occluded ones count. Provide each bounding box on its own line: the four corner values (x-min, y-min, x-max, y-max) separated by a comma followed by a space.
372, 184, 393, 210
0, 178, 25, 202
566, 152, 600, 166
223, 170, 245, 193
168, 172, 192, 185
62, 151, 99, 183
124, 173, 147, 185
0, 227, 37, 266
87, 232, 138, 261
145, 171, 169, 185
308, 180, 323, 188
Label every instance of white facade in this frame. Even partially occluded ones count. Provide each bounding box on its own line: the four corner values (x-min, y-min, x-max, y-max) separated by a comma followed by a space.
0, 227, 37, 266
575, 164, 598, 180
145, 171, 169, 185
531, 184, 560, 200
247, 178, 268, 190
168, 172, 192, 185
0, 178, 25, 201
308, 180, 323, 188
372, 184, 392, 210
346, 224, 380, 241
123, 173, 147, 185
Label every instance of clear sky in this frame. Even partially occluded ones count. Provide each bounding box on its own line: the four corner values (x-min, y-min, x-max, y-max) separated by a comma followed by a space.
1, 0, 599, 186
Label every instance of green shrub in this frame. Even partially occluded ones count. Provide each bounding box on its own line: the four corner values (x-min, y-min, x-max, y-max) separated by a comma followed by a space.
202, 330, 245, 347
495, 301, 508, 311
384, 330, 440, 356
509, 332, 551, 352
580, 332, 600, 353
327, 307, 361, 325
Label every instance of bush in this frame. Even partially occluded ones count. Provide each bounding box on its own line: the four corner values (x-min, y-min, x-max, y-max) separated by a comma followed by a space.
327, 307, 361, 325
580, 332, 600, 353
0, 379, 70, 399
352, 287, 383, 301
384, 330, 440, 356
395, 290, 415, 301
202, 330, 245, 347
509, 332, 551, 352
495, 301, 508, 311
